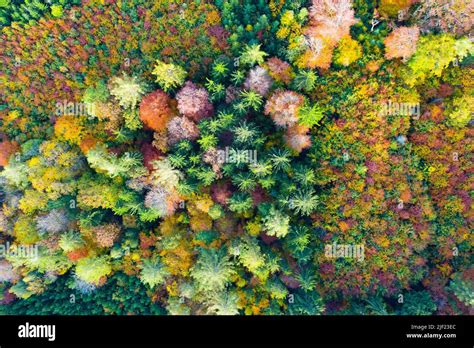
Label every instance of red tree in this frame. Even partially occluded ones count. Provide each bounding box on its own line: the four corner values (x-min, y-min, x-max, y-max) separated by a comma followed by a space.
139, 90, 176, 131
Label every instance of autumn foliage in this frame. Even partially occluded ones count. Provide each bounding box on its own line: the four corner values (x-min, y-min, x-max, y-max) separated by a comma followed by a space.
0, 139, 19, 166
384, 26, 420, 60
139, 90, 176, 132
1, 0, 472, 317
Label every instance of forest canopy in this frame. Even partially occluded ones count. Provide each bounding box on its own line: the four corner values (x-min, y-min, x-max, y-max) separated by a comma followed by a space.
0, 0, 472, 315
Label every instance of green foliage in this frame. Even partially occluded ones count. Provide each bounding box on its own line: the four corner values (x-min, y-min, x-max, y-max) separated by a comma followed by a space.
9, 280, 35, 299
292, 70, 318, 93
59, 231, 85, 253
75, 256, 112, 285
239, 44, 268, 66
400, 291, 437, 315
228, 192, 253, 214
403, 35, 473, 86
288, 291, 325, 315
211, 58, 230, 80
288, 189, 319, 216
86, 145, 145, 179
240, 89, 264, 110
231, 236, 265, 276
4, 273, 164, 315
365, 297, 389, 315
298, 103, 325, 128
262, 206, 290, 238
190, 247, 236, 293
109, 73, 146, 109
151, 158, 183, 190
123, 109, 143, 130
82, 80, 110, 104
139, 257, 170, 289
50, 4, 62, 17
152, 60, 187, 92
269, 148, 292, 172
1, 159, 29, 188
0, 0, 79, 27
296, 267, 317, 292
265, 277, 289, 300
205, 290, 240, 315
448, 274, 474, 307
233, 121, 259, 144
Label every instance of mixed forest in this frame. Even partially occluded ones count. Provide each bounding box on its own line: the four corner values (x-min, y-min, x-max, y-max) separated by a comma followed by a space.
0, 0, 473, 315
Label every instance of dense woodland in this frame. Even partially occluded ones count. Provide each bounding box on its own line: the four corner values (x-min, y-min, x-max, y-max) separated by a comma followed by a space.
0, 0, 472, 315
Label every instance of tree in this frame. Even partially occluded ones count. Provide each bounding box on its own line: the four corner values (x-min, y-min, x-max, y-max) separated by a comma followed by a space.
262, 206, 290, 238
403, 35, 473, 86
413, 0, 473, 35
448, 273, 474, 307
139, 90, 176, 132
35, 209, 69, 234
232, 121, 259, 144
176, 81, 213, 122
239, 44, 268, 66
0, 260, 19, 283
288, 291, 325, 315
400, 291, 437, 315
86, 145, 144, 178
384, 26, 419, 60
18, 189, 48, 214
92, 224, 121, 248
232, 172, 257, 192
296, 34, 334, 69
365, 296, 389, 315
288, 189, 319, 216
144, 185, 181, 217
446, 95, 473, 128
0, 0, 79, 27
14, 215, 40, 245
228, 192, 253, 213
333, 35, 362, 66
82, 80, 110, 104
109, 73, 146, 109
151, 158, 183, 191
240, 89, 264, 111
151, 60, 187, 92
58, 231, 85, 253
284, 125, 312, 153
292, 70, 318, 93
265, 57, 294, 84
54, 115, 85, 145
205, 290, 240, 315
308, 0, 358, 45
265, 277, 289, 300
296, 267, 317, 291
139, 257, 170, 289
243, 66, 273, 97
190, 248, 236, 292
378, 0, 413, 18
0, 139, 19, 166
269, 148, 292, 172
75, 256, 112, 286
231, 236, 265, 276
265, 90, 305, 128
298, 103, 324, 128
